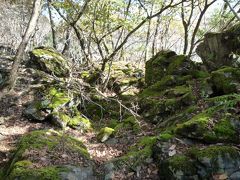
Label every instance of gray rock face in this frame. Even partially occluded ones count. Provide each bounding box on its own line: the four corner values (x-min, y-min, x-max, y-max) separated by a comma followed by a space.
23, 102, 50, 121
60, 165, 96, 180
153, 142, 240, 180
196, 23, 240, 71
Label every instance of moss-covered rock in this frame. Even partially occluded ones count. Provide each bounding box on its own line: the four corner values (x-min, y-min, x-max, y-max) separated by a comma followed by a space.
145, 50, 195, 86
156, 145, 240, 179
23, 86, 92, 131
3, 130, 94, 179
114, 136, 158, 169
140, 84, 196, 124
51, 111, 92, 131
28, 47, 70, 77
82, 95, 133, 122
97, 127, 115, 142
211, 66, 240, 94
175, 109, 240, 143
23, 87, 70, 122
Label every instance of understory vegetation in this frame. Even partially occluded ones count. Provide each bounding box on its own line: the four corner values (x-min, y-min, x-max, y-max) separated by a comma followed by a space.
0, 0, 240, 179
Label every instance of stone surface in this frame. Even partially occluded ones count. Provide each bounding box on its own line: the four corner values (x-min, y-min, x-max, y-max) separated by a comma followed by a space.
3, 130, 95, 179
59, 165, 96, 180
28, 47, 70, 77
145, 50, 195, 86
196, 23, 240, 71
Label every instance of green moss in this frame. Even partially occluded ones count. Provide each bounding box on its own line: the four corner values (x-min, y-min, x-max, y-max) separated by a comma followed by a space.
189, 146, 239, 160
115, 116, 141, 134
115, 136, 157, 168
192, 70, 210, 79
47, 87, 70, 109
211, 67, 240, 94
56, 112, 92, 130
97, 127, 115, 142
17, 130, 89, 157
213, 118, 236, 139
19, 130, 60, 150
175, 112, 212, 140
8, 161, 68, 180
159, 133, 174, 141
167, 55, 186, 74
108, 119, 119, 128
4, 130, 90, 178
167, 155, 195, 172
176, 109, 239, 143
140, 75, 175, 98
31, 47, 69, 77
168, 85, 190, 96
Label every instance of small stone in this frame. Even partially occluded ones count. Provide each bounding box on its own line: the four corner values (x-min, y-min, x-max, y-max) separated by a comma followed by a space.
168, 149, 176, 157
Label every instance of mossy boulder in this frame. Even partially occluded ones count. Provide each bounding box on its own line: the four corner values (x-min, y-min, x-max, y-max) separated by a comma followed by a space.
51, 111, 92, 131
145, 50, 195, 86
196, 23, 240, 71
23, 86, 92, 131
152, 139, 240, 180
23, 87, 70, 122
175, 94, 240, 143
3, 130, 95, 179
157, 146, 240, 180
28, 47, 70, 77
113, 136, 158, 169
175, 111, 239, 143
97, 127, 115, 142
105, 62, 143, 95
140, 84, 196, 124
82, 95, 132, 122
211, 66, 240, 95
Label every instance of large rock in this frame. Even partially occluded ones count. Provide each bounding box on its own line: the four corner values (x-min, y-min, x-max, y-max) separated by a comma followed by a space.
175, 93, 240, 143
145, 50, 195, 86
141, 50, 201, 124
196, 23, 240, 71
154, 144, 240, 180
3, 130, 96, 179
211, 66, 240, 95
23, 86, 92, 131
28, 47, 70, 77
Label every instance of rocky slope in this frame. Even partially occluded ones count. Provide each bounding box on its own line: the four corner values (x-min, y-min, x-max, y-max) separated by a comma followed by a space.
0, 23, 240, 180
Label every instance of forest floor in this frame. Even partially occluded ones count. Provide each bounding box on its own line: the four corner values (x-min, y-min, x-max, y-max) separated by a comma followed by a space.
0, 56, 159, 179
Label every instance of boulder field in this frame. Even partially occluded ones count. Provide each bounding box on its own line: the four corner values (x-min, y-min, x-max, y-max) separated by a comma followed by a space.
1, 23, 240, 179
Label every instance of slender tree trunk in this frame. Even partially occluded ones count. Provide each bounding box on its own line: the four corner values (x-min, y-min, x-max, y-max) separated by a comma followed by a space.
52, 0, 91, 63
47, 0, 56, 49
62, 27, 71, 55
5, 0, 43, 91
152, 15, 161, 56
188, 0, 216, 58
144, 19, 152, 62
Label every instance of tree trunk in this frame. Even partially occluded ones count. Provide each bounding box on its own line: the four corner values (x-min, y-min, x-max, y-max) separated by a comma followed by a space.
152, 15, 161, 56
62, 26, 71, 56
47, 0, 56, 49
6, 0, 43, 91
144, 19, 152, 62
